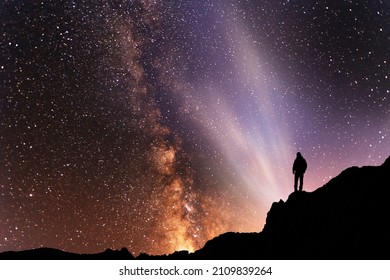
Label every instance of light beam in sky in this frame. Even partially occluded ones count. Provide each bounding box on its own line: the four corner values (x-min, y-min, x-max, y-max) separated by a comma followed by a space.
161, 2, 296, 230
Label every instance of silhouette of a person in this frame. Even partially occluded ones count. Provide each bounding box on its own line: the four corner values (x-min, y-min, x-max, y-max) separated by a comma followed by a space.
292, 152, 307, 192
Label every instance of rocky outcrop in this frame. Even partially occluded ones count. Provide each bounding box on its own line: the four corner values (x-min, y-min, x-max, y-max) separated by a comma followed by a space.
192, 156, 390, 259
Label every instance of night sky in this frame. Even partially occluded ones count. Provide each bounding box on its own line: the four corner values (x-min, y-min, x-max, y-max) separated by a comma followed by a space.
0, 0, 389, 256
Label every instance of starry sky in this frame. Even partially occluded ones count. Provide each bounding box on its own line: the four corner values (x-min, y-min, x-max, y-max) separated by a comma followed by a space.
0, 0, 389, 256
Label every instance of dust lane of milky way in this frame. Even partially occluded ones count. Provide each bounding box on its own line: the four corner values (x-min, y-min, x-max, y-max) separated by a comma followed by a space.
0, 0, 389, 255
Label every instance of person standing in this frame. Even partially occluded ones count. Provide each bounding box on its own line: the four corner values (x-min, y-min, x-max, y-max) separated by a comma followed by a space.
292, 152, 307, 192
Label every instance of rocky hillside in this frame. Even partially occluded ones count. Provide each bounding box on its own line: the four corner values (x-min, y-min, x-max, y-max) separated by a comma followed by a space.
191, 156, 390, 259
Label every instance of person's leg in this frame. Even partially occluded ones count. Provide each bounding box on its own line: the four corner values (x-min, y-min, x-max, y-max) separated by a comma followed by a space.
299, 173, 304, 191
294, 173, 298, 192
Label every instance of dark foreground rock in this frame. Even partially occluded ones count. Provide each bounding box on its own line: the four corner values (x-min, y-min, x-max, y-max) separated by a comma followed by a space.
191, 155, 390, 259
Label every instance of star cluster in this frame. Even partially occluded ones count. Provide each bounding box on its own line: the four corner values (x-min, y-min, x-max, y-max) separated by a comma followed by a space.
0, 0, 389, 256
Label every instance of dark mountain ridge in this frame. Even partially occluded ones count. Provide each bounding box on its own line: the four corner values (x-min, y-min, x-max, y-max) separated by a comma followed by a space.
1, 156, 389, 260
0, 247, 134, 260
190, 155, 390, 259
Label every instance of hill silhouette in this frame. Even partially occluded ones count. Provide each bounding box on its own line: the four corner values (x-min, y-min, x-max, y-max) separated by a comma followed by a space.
189, 155, 390, 259
1, 155, 389, 260
0, 247, 134, 260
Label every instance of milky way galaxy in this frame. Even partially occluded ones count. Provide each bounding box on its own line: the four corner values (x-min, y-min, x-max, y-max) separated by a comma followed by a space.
1, 0, 389, 256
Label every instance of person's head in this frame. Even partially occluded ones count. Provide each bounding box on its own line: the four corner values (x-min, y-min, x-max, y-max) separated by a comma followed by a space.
297, 152, 302, 157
